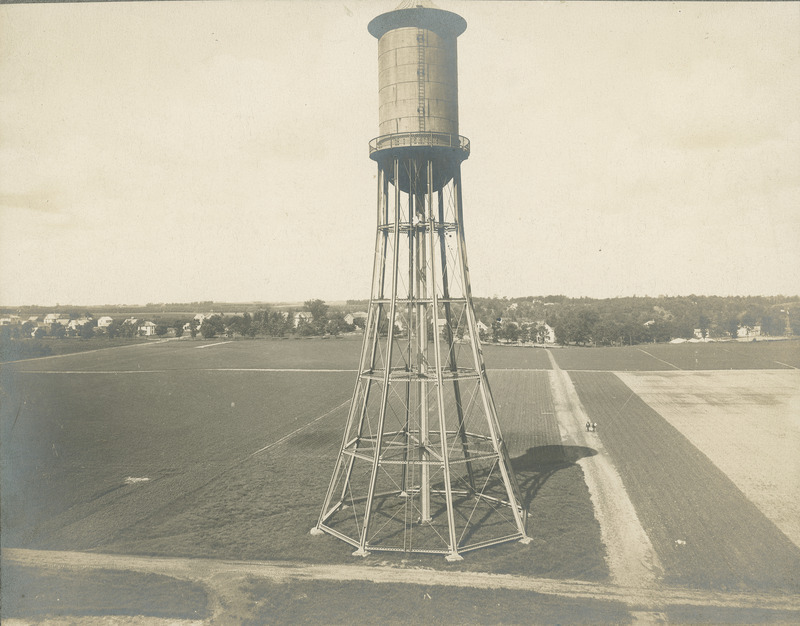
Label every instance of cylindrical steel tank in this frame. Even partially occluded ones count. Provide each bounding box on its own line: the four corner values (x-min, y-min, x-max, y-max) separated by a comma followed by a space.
368, 5, 467, 150
377, 26, 458, 136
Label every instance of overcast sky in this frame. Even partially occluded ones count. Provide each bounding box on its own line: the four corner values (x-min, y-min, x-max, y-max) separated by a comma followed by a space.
1, 1, 798, 306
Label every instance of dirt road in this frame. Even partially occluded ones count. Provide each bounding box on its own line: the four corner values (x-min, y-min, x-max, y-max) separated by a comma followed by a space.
546, 350, 663, 589
4, 547, 800, 624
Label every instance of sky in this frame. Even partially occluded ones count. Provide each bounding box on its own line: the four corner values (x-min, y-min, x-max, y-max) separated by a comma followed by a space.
1, 1, 798, 306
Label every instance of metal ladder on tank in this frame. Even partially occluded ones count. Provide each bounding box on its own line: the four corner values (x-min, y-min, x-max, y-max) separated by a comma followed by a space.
417, 28, 426, 133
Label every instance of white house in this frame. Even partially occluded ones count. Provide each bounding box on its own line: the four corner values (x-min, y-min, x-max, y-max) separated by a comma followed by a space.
534, 321, 556, 344
737, 325, 761, 339
344, 311, 368, 326
293, 311, 313, 327
139, 321, 157, 336
67, 318, 91, 331
97, 316, 113, 328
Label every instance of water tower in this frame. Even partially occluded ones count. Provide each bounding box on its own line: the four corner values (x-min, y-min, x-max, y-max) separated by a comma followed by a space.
311, 0, 529, 561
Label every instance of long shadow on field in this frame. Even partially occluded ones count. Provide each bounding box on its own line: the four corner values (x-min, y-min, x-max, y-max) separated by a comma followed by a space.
511, 445, 597, 509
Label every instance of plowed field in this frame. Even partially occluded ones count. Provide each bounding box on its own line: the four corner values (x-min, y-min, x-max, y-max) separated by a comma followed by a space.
2, 337, 800, 622
618, 370, 800, 548
570, 370, 800, 591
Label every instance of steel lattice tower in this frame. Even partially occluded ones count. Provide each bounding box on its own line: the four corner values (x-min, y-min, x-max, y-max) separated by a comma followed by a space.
311, 1, 530, 561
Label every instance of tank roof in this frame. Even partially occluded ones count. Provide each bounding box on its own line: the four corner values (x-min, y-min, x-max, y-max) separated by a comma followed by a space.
368, 5, 467, 39
394, 0, 440, 8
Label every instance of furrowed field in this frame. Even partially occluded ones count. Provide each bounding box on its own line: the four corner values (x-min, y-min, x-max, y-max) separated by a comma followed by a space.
2, 337, 799, 622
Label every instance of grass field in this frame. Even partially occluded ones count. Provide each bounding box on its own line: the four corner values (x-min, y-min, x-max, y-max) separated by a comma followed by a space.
2, 336, 800, 622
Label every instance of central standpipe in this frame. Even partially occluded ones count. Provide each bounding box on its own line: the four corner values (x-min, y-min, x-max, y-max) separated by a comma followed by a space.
312, 2, 529, 560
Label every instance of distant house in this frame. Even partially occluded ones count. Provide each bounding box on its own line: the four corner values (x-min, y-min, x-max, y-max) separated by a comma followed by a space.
293, 311, 313, 328
123, 317, 139, 326
97, 316, 113, 328
737, 325, 761, 339
139, 321, 157, 336
533, 321, 555, 344
0, 317, 11, 326
67, 318, 91, 331
344, 311, 368, 326
476, 320, 489, 334
43, 313, 63, 325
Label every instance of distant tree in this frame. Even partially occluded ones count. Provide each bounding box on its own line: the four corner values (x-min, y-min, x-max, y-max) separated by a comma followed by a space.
501, 322, 520, 343
593, 318, 622, 346
224, 313, 253, 338
555, 308, 598, 345
352, 316, 366, 330
200, 316, 224, 339
49, 323, 66, 339
296, 318, 316, 336
698, 314, 711, 339
239, 313, 254, 337
326, 316, 347, 336
21, 320, 36, 338
34, 326, 47, 339
305, 299, 329, 334
789, 309, 800, 336
490, 320, 501, 343
78, 322, 95, 339
106, 320, 122, 339
726, 317, 740, 338
760, 314, 785, 337
155, 324, 169, 337
740, 312, 757, 333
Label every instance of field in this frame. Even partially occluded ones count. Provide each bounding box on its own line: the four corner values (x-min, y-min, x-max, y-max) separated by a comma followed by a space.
1, 337, 800, 623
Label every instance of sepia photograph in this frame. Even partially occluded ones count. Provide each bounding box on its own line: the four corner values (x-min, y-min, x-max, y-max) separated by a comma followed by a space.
1, 0, 799, 623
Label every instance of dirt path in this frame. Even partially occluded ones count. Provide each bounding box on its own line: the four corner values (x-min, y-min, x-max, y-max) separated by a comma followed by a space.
545, 350, 663, 589
4, 548, 800, 616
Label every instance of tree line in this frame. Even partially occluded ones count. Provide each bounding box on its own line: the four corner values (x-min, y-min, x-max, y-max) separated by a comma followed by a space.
2, 295, 797, 360
474, 295, 798, 346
